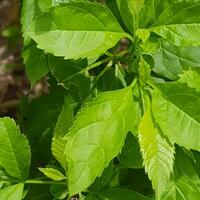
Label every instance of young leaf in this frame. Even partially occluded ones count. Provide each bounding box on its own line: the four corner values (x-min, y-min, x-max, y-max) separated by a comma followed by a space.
39, 168, 66, 181
0, 183, 24, 200
139, 107, 174, 199
22, 43, 49, 86
28, 2, 131, 59
64, 85, 138, 195
149, 2, 200, 46
0, 118, 31, 180
152, 82, 200, 151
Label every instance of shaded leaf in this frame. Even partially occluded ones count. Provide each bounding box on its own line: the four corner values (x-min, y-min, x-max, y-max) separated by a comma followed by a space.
22, 42, 49, 85
119, 133, 143, 169
89, 162, 114, 192
50, 184, 68, 199
48, 55, 90, 102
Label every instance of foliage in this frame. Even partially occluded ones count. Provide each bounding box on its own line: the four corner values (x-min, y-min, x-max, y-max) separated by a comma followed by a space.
0, 0, 200, 199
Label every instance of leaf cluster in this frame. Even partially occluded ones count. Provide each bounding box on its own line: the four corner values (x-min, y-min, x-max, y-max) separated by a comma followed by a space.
1, 0, 200, 199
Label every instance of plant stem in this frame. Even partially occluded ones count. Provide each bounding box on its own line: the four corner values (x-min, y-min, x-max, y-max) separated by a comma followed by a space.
25, 179, 66, 185
92, 60, 113, 87
82, 57, 111, 73
130, 78, 137, 88
0, 179, 66, 185
61, 57, 112, 83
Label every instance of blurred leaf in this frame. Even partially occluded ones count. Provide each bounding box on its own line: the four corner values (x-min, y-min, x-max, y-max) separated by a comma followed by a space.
0, 183, 24, 200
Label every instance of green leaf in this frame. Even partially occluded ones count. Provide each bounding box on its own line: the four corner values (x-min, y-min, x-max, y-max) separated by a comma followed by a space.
0, 167, 12, 181
117, 0, 145, 33
85, 194, 99, 200
119, 133, 143, 169
0, 118, 31, 180
48, 55, 90, 102
20, 83, 65, 142
142, 39, 200, 80
139, 107, 174, 199
136, 29, 150, 43
39, 168, 66, 181
97, 65, 127, 92
19, 80, 66, 165
52, 137, 67, 171
117, 0, 166, 32
50, 184, 68, 199
0, 183, 24, 200
89, 162, 114, 192
52, 0, 71, 5
138, 56, 151, 85
28, 2, 130, 59
149, 2, 200, 46
101, 188, 151, 200
24, 185, 52, 200
175, 147, 200, 183
22, 43, 49, 85
161, 175, 200, 200
179, 69, 200, 92
152, 82, 200, 151
64, 85, 138, 195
